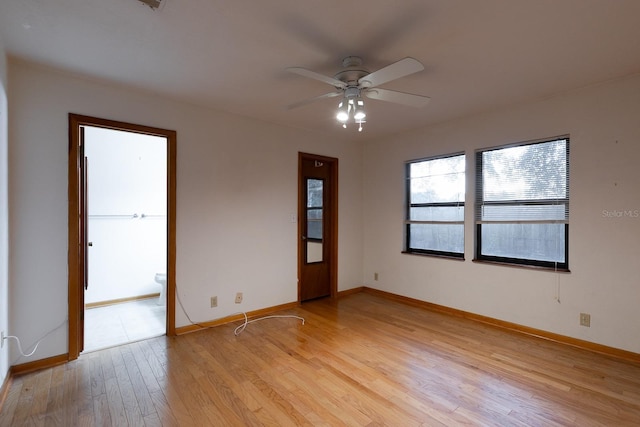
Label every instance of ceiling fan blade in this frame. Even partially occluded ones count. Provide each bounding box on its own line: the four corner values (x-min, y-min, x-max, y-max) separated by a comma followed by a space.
358, 57, 424, 88
285, 91, 343, 110
286, 67, 347, 89
363, 88, 430, 108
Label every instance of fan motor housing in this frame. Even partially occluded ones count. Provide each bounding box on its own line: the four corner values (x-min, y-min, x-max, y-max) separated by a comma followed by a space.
344, 87, 361, 98
334, 69, 369, 85
334, 56, 369, 85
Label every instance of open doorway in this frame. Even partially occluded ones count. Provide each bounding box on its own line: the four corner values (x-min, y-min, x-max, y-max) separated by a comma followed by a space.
83, 126, 167, 351
68, 114, 176, 359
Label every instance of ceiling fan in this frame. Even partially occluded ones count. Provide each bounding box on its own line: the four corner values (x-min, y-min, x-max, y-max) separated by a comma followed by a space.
286, 56, 430, 130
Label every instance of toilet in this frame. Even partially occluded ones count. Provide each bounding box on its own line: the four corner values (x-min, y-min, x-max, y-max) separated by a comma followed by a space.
154, 273, 167, 306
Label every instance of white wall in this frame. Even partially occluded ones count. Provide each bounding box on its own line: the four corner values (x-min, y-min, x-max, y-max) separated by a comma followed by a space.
0, 35, 10, 386
363, 73, 640, 353
84, 127, 167, 303
8, 59, 363, 363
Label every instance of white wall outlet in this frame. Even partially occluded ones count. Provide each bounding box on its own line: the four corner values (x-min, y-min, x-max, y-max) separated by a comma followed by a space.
374, 272, 379, 281
210, 296, 218, 308
235, 292, 243, 304
580, 312, 591, 327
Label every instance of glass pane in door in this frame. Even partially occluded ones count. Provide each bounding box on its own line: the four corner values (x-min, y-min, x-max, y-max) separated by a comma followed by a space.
306, 178, 323, 263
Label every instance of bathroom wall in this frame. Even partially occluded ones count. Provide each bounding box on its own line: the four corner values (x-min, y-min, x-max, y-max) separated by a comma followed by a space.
84, 126, 167, 304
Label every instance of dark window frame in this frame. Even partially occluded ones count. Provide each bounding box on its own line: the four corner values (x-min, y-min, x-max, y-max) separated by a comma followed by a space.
404, 152, 466, 259
474, 137, 570, 270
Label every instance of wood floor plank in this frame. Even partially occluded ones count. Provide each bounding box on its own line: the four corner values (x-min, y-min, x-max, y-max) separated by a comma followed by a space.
156, 341, 222, 425
92, 392, 111, 427
236, 340, 367, 426
147, 390, 181, 427
74, 357, 95, 427
42, 364, 65, 427
0, 376, 23, 426
8, 375, 36, 426
169, 336, 255, 425
103, 377, 127, 426
128, 341, 162, 395
111, 347, 145, 426
61, 363, 78, 426
27, 367, 54, 426
141, 344, 194, 426
88, 352, 105, 398
189, 346, 267, 425
119, 346, 156, 418
3, 292, 640, 426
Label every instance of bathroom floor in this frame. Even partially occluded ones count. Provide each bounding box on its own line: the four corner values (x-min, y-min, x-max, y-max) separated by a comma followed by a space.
83, 297, 166, 353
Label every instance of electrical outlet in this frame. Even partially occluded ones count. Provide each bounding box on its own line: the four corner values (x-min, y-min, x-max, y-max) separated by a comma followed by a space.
1, 331, 4, 348
235, 292, 243, 304
580, 312, 591, 327
210, 296, 218, 308
374, 272, 379, 281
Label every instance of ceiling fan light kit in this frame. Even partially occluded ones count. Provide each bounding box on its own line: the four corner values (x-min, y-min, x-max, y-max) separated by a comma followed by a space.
336, 87, 367, 131
336, 98, 366, 131
287, 56, 430, 131
336, 100, 350, 122
353, 100, 366, 121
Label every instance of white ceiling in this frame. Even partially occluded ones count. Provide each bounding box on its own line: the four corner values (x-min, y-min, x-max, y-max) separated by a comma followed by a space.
2, 0, 640, 141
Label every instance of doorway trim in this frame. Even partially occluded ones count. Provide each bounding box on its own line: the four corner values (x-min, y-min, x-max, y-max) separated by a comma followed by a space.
298, 152, 338, 301
68, 114, 177, 360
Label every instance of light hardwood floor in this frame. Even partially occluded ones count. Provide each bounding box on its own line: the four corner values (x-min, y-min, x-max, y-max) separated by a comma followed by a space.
2, 292, 640, 426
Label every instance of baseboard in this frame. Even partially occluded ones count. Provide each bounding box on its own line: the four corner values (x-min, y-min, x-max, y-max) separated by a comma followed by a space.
10, 353, 69, 376
176, 291, 363, 335
0, 371, 12, 414
175, 301, 299, 335
362, 287, 640, 364
337, 286, 364, 298
85, 293, 160, 309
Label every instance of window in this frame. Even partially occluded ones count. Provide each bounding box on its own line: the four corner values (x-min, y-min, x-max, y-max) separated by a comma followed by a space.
475, 137, 569, 269
306, 178, 323, 242
405, 153, 465, 258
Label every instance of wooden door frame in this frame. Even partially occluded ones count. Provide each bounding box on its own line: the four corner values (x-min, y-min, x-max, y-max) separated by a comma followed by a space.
298, 152, 338, 301
68, 114, 177, 360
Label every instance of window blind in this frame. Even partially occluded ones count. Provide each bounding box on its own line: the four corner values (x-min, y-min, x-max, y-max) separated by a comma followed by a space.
475, 137, 570, 268
476, 138, 569, 223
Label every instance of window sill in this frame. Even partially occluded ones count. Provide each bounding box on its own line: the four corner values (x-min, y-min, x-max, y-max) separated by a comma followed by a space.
402, 251, 465, 261
472, 258, 571, 273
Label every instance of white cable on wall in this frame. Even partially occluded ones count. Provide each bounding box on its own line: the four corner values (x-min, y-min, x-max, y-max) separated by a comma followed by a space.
2, 334, 40, 357
175, 281, 306, 335
2, 318, 67, 361
175, 282, 207, 328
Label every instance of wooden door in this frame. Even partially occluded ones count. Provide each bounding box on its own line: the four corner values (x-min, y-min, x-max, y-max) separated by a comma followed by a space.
78, 129, 87, 353
298, 153, 338, 301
